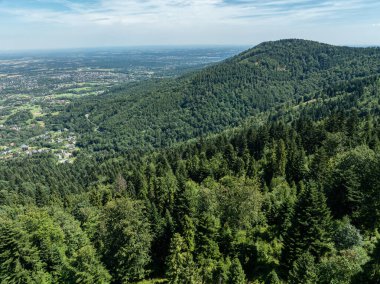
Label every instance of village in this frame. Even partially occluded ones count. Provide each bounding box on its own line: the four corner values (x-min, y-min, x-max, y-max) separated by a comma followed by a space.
0, 47, 240, 164
0, 128, 78, 163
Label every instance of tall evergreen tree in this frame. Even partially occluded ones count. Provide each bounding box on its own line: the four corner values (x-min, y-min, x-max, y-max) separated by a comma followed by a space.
282, 183, 332, 269
288, 253, 317, 284
265, 270, 281, 284
166, 233, 198, 284
99, 198, 152, 283
182, 215, 196, 252
228, 258, 246, 284
0, 221, 50, 284
196, 213, 221, 283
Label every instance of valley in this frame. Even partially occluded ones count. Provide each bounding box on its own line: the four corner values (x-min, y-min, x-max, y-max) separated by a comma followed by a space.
0, 46, 244, 161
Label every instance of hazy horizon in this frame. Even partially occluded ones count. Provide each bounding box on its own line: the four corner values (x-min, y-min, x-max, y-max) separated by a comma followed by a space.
1, 0, 380, 51
1, 41, 380, 56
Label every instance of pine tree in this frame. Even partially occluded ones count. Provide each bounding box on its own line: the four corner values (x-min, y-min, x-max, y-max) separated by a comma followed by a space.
309, 147, 328, 183
275, 139, 287, 177
214, 258, 230, 284
286, 138, 307, 183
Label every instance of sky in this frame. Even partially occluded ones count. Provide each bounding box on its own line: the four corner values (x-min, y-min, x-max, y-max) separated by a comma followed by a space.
1, 0, 380, 51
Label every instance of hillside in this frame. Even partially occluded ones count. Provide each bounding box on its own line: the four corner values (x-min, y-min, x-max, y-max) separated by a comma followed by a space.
48, 39, 380, 152
2, 73, 380, 283
2, 40, 380, 283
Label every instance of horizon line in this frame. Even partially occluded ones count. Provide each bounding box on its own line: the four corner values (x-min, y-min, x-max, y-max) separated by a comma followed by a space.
0, 40, 379, 55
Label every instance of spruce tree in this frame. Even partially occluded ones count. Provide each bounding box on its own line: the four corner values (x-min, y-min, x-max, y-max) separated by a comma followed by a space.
275, 139, 287, 178
166, 233, 198, 284
288, 252, 317, 284
182, 215, 196, 252
0, 221, 50, 284
100, 198, 152, 283
228, 258, 246, 284
282, 183, 332, 268
309, 147, 328, 183
265, 270, 281, 284
196, 213, 221, 283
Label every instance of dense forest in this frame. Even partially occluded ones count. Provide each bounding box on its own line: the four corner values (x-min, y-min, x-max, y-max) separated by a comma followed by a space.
48, 39, 380, 152
1, 40, 380, 283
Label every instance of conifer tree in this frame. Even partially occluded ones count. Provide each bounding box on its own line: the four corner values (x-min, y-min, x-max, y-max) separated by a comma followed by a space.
265, 270, 281, 284
182, 215, 196, 252
275, 139, 287, 177
100, 198, 152, 283
0, 221, 50, 284
282, 183, 332, 268
196, 213, 221, 283
166, 233, 198, 284
288, 252, 317, 284
309, 147, 329, 183
214, 258, 230, 284
228, 258, 246, 284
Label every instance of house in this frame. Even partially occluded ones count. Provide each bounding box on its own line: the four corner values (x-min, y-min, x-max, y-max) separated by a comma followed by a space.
21, 144, 29, 151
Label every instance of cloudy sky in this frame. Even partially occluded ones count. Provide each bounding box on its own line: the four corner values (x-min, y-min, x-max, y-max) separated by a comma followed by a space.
1, 0, 380, 50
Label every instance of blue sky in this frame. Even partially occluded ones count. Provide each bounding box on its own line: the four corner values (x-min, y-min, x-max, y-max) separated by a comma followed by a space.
1, 0, 380, 50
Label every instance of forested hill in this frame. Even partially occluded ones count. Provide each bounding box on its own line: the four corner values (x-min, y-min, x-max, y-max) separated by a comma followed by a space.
2, 40, 380, 283
48, 39, 380, 152
2, 73, 380, 283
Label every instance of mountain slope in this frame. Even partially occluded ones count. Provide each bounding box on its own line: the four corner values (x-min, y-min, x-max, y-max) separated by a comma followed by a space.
2, 75, 380, 283
48, 39, 380, 152
2, 41, 380, 283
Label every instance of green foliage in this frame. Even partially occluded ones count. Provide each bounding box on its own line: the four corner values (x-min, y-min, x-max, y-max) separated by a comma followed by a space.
2, 40, 380, 284
165, 233, 198, 284
282, 183, 333, 268
66, 245, 111, 284
48, 40, 380, 152
265, 178, 296, 235
355, 239, 380, 283
99, 198, 152, 283
317, 247, 368, 284
265, 270, 281, 284
288, 253, 317, 284
228, 258, 246, 284
0, 219, 51, 284
0, 207, 109, 284
218, 176, 263, 230
196, 213, 221, 282
327, 146, 377, 222
333, 218, 363, 250
5, 109, 33, 125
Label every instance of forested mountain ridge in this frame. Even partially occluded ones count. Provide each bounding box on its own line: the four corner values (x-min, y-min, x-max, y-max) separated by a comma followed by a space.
2, 40, 380, 283
48, 39, 380, 152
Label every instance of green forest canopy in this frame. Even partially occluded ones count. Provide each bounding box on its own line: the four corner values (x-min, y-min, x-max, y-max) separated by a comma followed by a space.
1, 39, 380, 283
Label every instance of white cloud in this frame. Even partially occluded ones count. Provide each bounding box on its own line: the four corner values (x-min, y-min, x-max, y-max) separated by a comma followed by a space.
0, 0, 380, 49
2, 0, 379, 27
